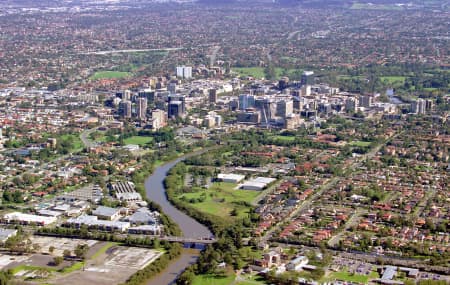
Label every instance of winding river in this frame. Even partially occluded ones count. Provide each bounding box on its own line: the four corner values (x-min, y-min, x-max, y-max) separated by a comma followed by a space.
144, 151, 213, 284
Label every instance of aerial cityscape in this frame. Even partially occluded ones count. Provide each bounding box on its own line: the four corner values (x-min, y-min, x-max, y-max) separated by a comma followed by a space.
0, 0, 448, 284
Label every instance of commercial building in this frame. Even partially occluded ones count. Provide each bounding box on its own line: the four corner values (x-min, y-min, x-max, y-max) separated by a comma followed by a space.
217, 173, 245, 183
241, 177, 276, 191
286, 256, 309, 271
2, 212, 57, 226
151, 109, 167, 130
66, 215, 130, 232
136, 97, 148, 120
239, 94, 255, 110
176, 66, 193, 79
92, 206, 121, 221
301, 71, 314, 86
119, 100, 132, 118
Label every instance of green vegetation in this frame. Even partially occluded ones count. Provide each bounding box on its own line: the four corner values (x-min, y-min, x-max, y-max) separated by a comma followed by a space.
90, 71, 131, 80
270, 135, 296, 142
191, 272, 236, 285
326, 271, 370, 283
233, 67, 266, 79
350, 3, 403, 10
124, 136, 154, 146
178, 183, 259, 219
380, 76, 406, 84
91, 242, 117, 259
349, 141, 372, 147
59, 262, 84, 274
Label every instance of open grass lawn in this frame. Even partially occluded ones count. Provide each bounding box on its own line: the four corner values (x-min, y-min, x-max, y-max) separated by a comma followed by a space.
351, 3, 403, 10
349, 140, 372, 147
192, 272, 236, 285
124, 136, 153, 146
233, 67, 300, 80
233, 67, 266, 79
326, 271, 370, 283
380, 76, 406, 84
271, 135, 296, 142
59, 134, 83, 152
90, 71, 131, 80
178, 182, 260, 219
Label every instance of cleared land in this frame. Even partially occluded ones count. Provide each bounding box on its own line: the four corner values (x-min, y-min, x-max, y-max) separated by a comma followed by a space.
179, 182, 260, 219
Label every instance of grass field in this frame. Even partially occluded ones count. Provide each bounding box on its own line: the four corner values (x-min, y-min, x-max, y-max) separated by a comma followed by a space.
233, 67, 266, 79
192, 273, 236, 285
271, 135, 296, 142
351, 3, 403, 10
90, 71, 131, 80
178, 182, 260, 219
59, 134, 84, 152
349, 140, 372, 147
380, 76, 406, 84
326, 271, 370, 283
124, 136, 153, 146
232, 67, 300, 79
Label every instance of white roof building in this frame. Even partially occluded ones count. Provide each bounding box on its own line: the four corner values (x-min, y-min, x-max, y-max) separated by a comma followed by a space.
217, 173, 245, 183
3, 212, 57, 225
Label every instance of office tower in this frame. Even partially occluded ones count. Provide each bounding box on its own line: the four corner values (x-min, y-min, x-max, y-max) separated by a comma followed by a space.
176, 66, 193, 79
119, 101, 132, 118
167, 83, 177, 94
168, 101, 184, 118
237, 110, 261, 124
278, 77, 290, 90
138, 88, 155, 103
209, 89, 217, 104
238, 94, 255, 110
359, 95, 373, 108
345, 97, 358, 112
168, 95, 186, 114
136, 97, 148, 120
276, 100, 294, 118
151, 109, 167, 130
301, 71, 314, 86
119, 90, 131, 101
411, 99, 426, 114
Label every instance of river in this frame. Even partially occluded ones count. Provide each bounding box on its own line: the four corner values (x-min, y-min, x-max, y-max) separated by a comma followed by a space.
144, 151, 213, 285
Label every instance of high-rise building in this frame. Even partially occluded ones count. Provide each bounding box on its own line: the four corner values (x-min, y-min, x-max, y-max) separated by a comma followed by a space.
176, 66, 192, 79
278, 77, 290, 90
411, 99, 426, 114
168, 83, 177, 94
136, 97, 148, 120
276, 100, 294, 118
138, 89, 155, 102
209, 89, 218, 104
151, 109, 167, 130
301, 71, 314, 86
168, 95, 186, 114
121, 90, 132, 101
238, 94, 255, 110
119, 101, 132, 118
359, 95, 373, 108
168, 101, 184, 118
345, 97, 358, 112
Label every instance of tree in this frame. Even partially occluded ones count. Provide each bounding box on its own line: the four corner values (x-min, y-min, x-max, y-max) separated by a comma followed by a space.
49, 246, 55, 255
53, 256, 64, 266
63, 249, 71, 258
74, 244, 89, 260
